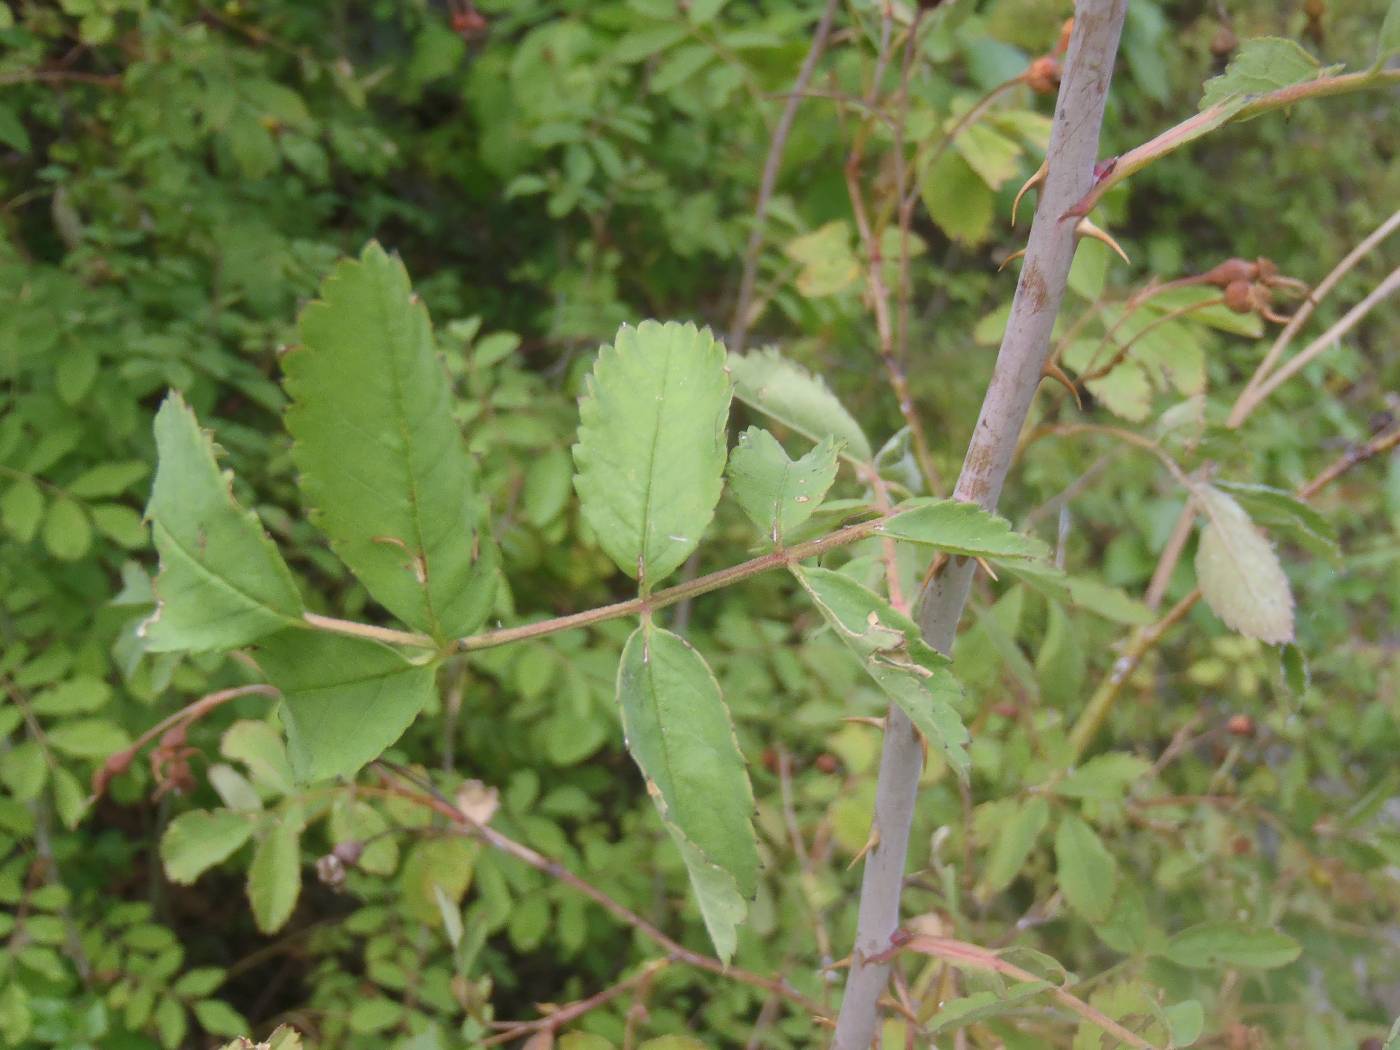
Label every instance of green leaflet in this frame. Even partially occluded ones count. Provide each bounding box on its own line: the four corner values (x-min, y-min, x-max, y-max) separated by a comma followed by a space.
727, 347, 873, 463
616, 624, 758, 962
1213, 479, 1338, 557
160, 809, 257, 884
144, 393, 303, 652
1054, 815, 1117, 922
286, 242, 494, 642
793, 566, 969, 776
573, 321, 732, 593
1162, 921, 1301, 970
248, 811, 302, 934
877, 498, 1050, 561
1194, 485, 1295, 644
726, 427, 840, 544
1200, 37, 1330, 112
257, 630, 437, 784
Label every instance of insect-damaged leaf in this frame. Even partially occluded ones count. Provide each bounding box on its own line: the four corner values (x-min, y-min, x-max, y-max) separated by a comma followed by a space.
144, 393, 302, 652
727, 347, 873, 464
1194, 485, 1295, 644
727, 427, 840, 544
256, 630, 437, 784
286, 242, 495, 643
616, 624, 758, 962
877, 498, 1050, 562
574, 321, 732, 593
793, 566, 969, 776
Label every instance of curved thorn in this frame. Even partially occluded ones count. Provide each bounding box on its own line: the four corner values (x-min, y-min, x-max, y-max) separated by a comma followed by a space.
1011, 158, 1049, 227
1043, 360, 1083, 409
1075, 217, 1131, 264
999, 248, 1027, 272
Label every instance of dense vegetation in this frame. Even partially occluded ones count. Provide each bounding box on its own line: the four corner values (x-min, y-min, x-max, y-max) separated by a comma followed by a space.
1, 1, 1398, 1048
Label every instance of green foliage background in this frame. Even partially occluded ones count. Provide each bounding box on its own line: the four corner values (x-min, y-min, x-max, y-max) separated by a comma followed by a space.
1, 0, 1398, 1047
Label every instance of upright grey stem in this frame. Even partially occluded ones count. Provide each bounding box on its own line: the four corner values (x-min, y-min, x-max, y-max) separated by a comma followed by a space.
728, 0, 841, 354
829, 4, 1128, 1047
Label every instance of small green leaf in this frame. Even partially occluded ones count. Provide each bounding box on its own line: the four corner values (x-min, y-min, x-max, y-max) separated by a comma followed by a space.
980, 796, 1050, 894
1280, 643, 1309, 695
1054, 815, 1117, 921
952, 120, 1024, 190
46, 718, 130, 758
220, 720, 295, 795
1163, 921, 1301, 970
161, 810, 256, 884
190, 1000, 247, 1038
1055, 753, 1152, 801
1200, 37, 1325, 111
399, 836, 478, 925
256, 630, 437, 784
42, 497, 91, 560
1380, 0, 1400, 64
784, 221, 860, 298
30, 676, 111, 716
1194, 485, 1295, 644
794, 566, 969, 775
287, 242, 495, 642
727, 347, 873, 463
617, 623, 758, 962
1, 477, 44, 542
1164, 1000, 1205, 1046
1036, 601, 1086, 708
927, 983, 1051, 1034
247, 815, 301, 933
727, 428, 840, 543
0, 742, 47, 803
878, 499, 1050, 561
573, 321, 732, 592
144, 393, 303, 652
91, 504, 148, 548
1213, 479, 1337, 557
920, 149, 993, 245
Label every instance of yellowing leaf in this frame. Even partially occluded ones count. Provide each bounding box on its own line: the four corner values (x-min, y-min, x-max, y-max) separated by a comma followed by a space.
1194, 485, 1294, 644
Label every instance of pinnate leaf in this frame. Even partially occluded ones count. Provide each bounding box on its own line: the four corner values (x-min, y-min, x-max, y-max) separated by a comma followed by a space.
727, 427, 840, 543
878, 498, 1050, 561
1194, 485, 1294, 643
256, 630, 437, 784
144, 393, 303, 652
617, 623, 758, 961
794, 566, 969, 775
727, 347, 872, 463
286, 242, 494, 642
574, 321, 732, 592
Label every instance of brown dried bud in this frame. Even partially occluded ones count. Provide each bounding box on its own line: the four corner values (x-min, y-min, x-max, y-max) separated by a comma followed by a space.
1230, 834, 1252, 855
1225, 713, 1255, 737
814, 753, 839, 774
1203, 257, 1257, 288
761, 747, 778, 773
1255, 256, 1278, 282
1024, 56, 1061, 95
1223, 280, 1255, 314
333, 840, 364, 866
316, 853, 346, 889
1210, 24, 1238, 58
